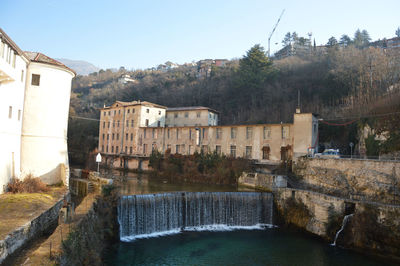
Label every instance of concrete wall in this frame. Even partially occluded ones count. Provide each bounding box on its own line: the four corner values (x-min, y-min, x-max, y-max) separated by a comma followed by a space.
293, 157, 400, 204
239, 172, 287, 190
21, 62, 74, 186
165, 109, 218, 127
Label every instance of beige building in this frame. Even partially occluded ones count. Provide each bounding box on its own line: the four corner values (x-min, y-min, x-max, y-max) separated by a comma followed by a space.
165, 107, 218, 127
98, 100, 318, 170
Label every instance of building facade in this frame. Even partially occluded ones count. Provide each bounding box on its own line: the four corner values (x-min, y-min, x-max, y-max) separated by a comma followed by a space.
165, 107, 218, 127
98, 100, 318, 170
0, 28, 75, 193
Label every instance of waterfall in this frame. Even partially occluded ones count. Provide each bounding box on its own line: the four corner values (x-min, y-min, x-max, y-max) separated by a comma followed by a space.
118, 192, 273, 241
331, 214, 354, 246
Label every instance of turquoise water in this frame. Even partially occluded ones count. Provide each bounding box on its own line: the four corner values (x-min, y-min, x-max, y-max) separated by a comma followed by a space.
105, 229, 389, 266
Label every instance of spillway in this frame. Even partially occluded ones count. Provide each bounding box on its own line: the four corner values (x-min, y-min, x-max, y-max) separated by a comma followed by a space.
118, 192, 273, 241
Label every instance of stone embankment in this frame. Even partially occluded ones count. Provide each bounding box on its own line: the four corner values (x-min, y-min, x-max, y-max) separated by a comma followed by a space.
0, 195, 66, 264
293, 157, 400, 204
239, 158, 400, 262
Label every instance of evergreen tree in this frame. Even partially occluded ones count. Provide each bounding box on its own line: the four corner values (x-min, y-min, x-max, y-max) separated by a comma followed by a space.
339, 34, 352, 47
327, 36, 338, 47
396, 27, 400, 37
282, 32, 292, 46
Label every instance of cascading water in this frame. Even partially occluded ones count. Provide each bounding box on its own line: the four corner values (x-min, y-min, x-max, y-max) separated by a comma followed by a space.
331, 213, 354, 246
118, 192, 273, 241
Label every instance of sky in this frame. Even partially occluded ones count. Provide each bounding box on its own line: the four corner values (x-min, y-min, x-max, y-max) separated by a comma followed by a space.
1, 0, 399, 70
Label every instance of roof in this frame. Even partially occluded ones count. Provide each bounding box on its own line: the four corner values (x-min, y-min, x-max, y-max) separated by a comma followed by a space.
0, 28, 29, 60
103, 100, 167, 109
25, 52, 76, 75
167, 106, 219, 113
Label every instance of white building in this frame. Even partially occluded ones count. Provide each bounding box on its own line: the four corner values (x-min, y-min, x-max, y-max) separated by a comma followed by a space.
0, 28, 75, 193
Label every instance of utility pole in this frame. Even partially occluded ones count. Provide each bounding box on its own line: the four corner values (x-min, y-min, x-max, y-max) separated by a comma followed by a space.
268, 9, 285, 58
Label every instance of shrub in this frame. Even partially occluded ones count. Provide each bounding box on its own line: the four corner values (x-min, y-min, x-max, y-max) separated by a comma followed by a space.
6, 174, 49, 193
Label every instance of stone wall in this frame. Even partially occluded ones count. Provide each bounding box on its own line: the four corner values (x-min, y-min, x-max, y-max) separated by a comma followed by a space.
293, 157, 400, 204
274, 188, 346, 237
0, 197, 65, 264
239, 172, 287, 190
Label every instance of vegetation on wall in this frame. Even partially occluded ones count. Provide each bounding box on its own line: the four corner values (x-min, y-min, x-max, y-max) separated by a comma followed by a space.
149, 151, 252, 185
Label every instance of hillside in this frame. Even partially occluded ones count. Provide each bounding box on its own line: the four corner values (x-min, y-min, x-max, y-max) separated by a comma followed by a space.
67, 44, 400, 166
56, 58, 100, 76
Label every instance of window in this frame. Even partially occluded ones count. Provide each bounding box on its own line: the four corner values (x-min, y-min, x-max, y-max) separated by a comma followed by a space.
263, 126, 271, 139
108, 122, 110, 128
231, 127, 237, 139
181, 144, 185, 154
167, 129, 170, 139
314, 124, 317, 133
146, 108, 149, 113
262, 146, 270, 160
152, 128, 156, 139
246, 127, 253, 139
245, 146, 252, 158
130, 146, 133, 154
117, 121, 120, 127
201, 145, 208, 153
106, 146, 109, 153
216, 128, 222, 139
145, 119, 149, 126
230, 145, 236, 157
216, 145, 221, 155
189, 129, 192, 140
118, 110, 120, 114
12, 52, 16, 68
174, 113, 178, 118
176, 128, 179, 139
131, 120, 134, 127
112, 133, 115, 140
202, 128, 207, 139
126, 120, 129, 127
130, 133, 133, 141
158, 111, 161, 115
127, 109, 130, 114
31, 74, 40, 86
21, 70, 24, 82
185, 112, 188, 118
126, 133, 128, 141
132, 109, 135, 113
108, 111, 111, 115
125, 146, 127, 153
107, 134, 109, 140
116, 133, 119, 140
18, 110, 21, 121
157, 121, 161, 127
113, 121, 115, 128
114, 110, 116, 115
111, 146, 114, 153
102, 134, 105, 140
101, 145, 104, 152
167, 144, 171, 151
196, 112, 200, 118
282, 126, 289, 139
143, 144, 147, 154
188, 145, 192, 155
116, 146, 119, 153
176, 145, 180, 154
102, 121, 105, 128
8, 106, 12, 119
144, 128, 147, 138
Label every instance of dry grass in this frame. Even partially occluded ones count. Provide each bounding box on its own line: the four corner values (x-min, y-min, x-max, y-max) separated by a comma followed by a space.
6, 174, 49, 193
0, 187, 66, 240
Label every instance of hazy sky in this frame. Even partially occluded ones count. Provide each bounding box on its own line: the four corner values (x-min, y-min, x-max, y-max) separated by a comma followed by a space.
1, 0, 399, 69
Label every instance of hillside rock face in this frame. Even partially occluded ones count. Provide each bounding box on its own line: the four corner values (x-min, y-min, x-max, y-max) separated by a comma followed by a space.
293, 158, 400, 204
56, 58, 99, 76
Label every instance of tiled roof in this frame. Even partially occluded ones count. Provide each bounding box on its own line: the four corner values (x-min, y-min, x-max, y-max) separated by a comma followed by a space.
25, 52, 76, 75
167, 106, 219, 113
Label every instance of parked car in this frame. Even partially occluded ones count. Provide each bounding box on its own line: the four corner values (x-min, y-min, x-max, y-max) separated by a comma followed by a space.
315, 149, 340, 159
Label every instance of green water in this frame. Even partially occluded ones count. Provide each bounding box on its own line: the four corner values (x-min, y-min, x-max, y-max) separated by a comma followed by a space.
105, 229, 389, 266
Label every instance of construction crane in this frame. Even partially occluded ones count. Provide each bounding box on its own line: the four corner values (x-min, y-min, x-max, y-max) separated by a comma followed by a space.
267, 9, 285, 58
